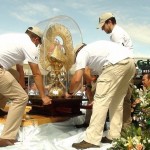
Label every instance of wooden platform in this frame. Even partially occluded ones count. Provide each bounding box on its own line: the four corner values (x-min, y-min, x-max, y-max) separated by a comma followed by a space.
0, 105, 70, 127
28, 95, 83, 117
0, 115, 70, 127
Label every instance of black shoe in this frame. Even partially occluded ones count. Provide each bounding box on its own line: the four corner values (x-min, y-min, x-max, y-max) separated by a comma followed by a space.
0, 138, 14, 147
104, 123, 107, 131
72, 140, 100, 149
75, 123, 89, 128
101, 136, 112, 143
0, 109, 8, 117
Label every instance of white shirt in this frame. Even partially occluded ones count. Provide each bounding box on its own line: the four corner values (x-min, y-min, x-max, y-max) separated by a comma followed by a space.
75, 40, 133, 75
28, 89, 39, 95
110, 25, 133, 50
0, 33, 39, 70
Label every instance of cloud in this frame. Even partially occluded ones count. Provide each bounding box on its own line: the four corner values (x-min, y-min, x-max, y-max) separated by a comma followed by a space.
22, 3, 49, 14
122, 23, 150, 45
133, 51, 150, 58
12, 13, 36, 23
52, 8, 61, 13
120, 22, 150, 57
10, 2, 60, 24
65, 0, 91, 9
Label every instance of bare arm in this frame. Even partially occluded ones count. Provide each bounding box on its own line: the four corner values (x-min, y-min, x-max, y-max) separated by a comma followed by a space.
67, 69, 84, 94
16, 64, 26, 89
83, 67, 94, 103
29, 62, 52, 105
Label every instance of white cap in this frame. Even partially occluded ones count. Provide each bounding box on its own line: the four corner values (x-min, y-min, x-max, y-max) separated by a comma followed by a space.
27, 26, 43, 38
74, 43, 86, 53
97, 12, 114, 29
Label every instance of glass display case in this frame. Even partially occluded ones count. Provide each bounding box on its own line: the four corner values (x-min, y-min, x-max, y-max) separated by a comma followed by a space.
36, 15, 83, 97
27, 15, 84, 116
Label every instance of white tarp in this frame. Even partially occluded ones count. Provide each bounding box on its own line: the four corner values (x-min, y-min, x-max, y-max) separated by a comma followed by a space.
0, 115, 112, 150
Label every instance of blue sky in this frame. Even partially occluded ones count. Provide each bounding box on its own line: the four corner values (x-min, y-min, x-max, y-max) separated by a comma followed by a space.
1, 0, 150, 58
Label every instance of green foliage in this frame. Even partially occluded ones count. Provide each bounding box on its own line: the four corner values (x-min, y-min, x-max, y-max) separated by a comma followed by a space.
108, 86, 150, 150
108, 125, 150, 150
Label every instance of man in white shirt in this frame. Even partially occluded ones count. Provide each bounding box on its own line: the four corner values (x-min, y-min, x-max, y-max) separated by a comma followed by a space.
97, 12, 134, 131
0, 26, 51, 147
66, 41, 135, 149
97, 12, 133, 49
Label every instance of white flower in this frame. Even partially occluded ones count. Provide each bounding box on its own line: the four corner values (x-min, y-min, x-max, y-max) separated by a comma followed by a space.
143, 140, 146, 143
112, 142, 117, 146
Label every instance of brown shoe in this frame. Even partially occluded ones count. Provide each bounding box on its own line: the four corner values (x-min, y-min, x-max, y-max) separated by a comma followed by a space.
101, 136, 112, 143
9, 139, 18, 144
0, 138, 15, 147
0, 109, 8, 117
75, 123, 89, 128
72, 140, 100, 149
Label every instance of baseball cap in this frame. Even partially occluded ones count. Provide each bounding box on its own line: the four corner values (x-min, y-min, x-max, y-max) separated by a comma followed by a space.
27, 26, 43, 38
74, 43, 86, 54
97, 12, 114, 29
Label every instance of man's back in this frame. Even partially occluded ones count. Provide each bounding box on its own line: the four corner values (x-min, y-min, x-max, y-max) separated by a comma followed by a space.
0, 33, 38, 69
75, 40, 133, 75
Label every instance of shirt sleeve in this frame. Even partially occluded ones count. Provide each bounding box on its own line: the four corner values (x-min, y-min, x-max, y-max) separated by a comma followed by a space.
75, 51, 89, 71
110, 32, 125, 46
24, 46, 39, 64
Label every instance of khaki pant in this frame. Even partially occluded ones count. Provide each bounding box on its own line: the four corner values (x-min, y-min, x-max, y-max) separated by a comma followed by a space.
84, 58, 135, 146
0, 68, 28, 139
85, 80, 133, 129
85, 109, 92, 124
122, 84, 133, 129
0, 68, 20, 109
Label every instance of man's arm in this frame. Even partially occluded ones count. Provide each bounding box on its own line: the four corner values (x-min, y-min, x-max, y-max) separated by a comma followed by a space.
67, 69, 84, 94
28, 62, 51, 105
16, 64, 26, 89
83, 67, 95, 103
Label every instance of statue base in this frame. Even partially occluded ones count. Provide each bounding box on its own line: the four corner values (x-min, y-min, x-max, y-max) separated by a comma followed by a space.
28, 95, 83, 117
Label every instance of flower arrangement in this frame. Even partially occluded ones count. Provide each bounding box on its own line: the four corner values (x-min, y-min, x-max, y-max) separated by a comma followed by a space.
108, 85, 150, 150
108, 125, 150, 150
131, 85, 150, 129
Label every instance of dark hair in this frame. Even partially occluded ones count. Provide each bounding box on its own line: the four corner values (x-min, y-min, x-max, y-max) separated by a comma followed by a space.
148, 74, 150, 80
105, 17, 116, 25
143, 73, 150, 80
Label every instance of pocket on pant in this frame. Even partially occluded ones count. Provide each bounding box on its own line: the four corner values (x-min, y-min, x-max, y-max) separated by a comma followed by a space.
0, 69, 5, 77
95, 77, 111, 97
117, 59, 129, 65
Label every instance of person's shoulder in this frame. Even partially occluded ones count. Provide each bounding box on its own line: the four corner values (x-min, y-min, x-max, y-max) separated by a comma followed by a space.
7, 33, 30, 41
0, 33, 17, 39
15, 33, 29, 38
111, 25, 126, 38
92, 40, 112, 45
0, 33, 30, 43
1, 32, 24, 37
115, 25, 128, 33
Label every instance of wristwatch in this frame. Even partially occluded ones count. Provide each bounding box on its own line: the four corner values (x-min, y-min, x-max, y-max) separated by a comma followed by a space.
68, 90, 74, 95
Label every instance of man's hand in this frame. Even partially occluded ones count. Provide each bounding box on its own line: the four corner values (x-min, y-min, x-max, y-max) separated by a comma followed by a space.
65, 92, 73, 98
41, 95, 52, 105
88, 100, 94, 106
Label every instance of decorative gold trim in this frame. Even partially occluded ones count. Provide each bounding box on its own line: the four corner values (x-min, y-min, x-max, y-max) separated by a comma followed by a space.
40, 23, 74, 71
